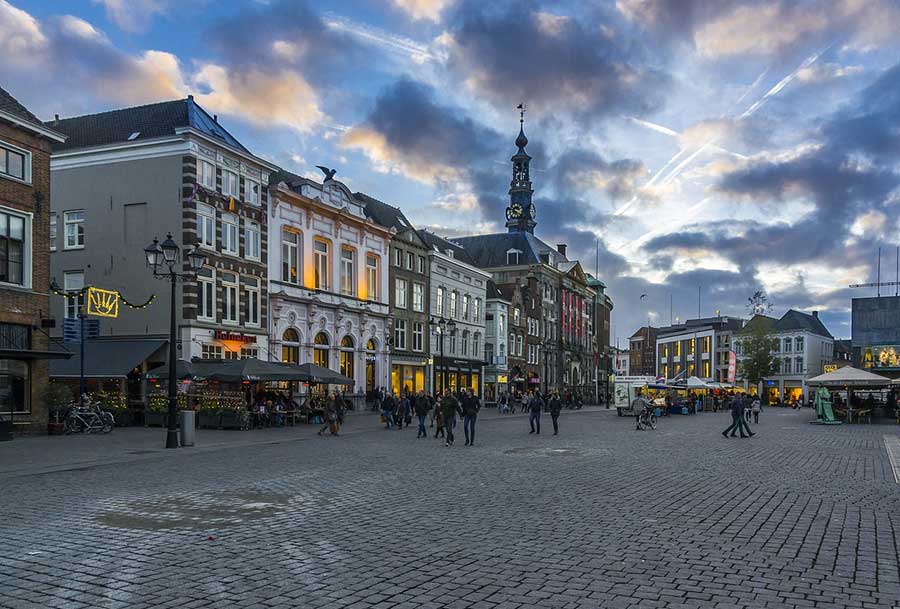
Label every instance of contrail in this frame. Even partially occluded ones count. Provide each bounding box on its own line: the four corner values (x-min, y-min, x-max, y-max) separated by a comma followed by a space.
324, 13, 441, 64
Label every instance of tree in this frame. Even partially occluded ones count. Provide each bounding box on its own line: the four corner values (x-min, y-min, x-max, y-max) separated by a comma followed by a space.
747, 290, 774, 316
739, 320, 779, 387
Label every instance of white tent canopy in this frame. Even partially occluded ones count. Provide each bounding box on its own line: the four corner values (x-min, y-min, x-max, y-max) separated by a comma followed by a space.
807, 366, 892, 387
686, 376, 713, 389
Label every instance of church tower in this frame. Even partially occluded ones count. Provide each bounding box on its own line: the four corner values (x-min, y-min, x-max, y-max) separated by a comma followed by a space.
505, 104, 537, 233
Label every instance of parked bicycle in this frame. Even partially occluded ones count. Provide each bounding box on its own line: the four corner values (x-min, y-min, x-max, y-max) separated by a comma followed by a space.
635, 399, 658, 431
64, 398, 115, 434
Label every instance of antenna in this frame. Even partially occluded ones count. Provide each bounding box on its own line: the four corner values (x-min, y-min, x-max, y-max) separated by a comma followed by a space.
698, 285, 701, 319
848, 247, 900, 295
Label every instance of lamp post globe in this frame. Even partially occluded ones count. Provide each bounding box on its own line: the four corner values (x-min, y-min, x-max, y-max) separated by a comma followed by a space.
144, 238, 162, 269
160, 233, 179, 265
186, 247, 206, 272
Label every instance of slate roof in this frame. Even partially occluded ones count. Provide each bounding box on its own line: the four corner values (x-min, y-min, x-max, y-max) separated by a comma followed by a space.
354, 192, 414, 232
740, 314, 778, 334
420, 230, 479, 267
657, 316, 745, 337
269, 168, 314, 189
451, 232, 568, 269
46, 96, 249, 153
0, 85, 43, 125
774, 309, 832, 338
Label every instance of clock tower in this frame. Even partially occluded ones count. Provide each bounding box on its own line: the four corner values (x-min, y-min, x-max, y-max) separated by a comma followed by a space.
505, 104, 537, 233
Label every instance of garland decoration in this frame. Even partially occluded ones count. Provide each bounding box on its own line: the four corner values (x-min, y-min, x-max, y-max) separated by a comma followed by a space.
49, 280, 155, 310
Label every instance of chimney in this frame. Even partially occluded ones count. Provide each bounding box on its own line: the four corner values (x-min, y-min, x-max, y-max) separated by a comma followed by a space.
557, 243, 567, 256
54, 114, 59, 125
812, 310, 819, 319
213, 114, 218, 122
188, 94, 194, 101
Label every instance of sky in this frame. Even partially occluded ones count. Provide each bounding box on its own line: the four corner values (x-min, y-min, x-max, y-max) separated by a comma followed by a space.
3, 0, 900, 343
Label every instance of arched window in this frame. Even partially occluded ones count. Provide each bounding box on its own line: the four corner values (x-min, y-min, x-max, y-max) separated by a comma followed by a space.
366, 338, 376, 351
282, 328, 300, 364
314, 332, 329, 368
340, 335, 355, 379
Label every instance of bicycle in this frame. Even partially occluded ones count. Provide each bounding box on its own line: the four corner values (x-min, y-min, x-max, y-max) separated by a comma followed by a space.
635, 400, 657, 431
64, 400, 115, 434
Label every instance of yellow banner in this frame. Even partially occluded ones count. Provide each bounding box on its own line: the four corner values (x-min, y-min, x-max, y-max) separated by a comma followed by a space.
87, 287, 120, 318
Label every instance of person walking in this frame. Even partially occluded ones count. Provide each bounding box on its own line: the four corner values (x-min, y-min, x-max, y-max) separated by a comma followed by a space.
440, 389, 462, 447
433, 400, 445, 439
462, 389, 481, 446
414, 390, 431, 438
751, 397, 761, 424
548, 391, 562, 435
528, 390, 544, 434
394, 393, 406, 429
318, 392, 339, 436
381, 391, 395, 429
722, 393, 754, 438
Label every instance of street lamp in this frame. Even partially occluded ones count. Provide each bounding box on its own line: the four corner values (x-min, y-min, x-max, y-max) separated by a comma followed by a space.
431, 316, 457, 395
144, 233, 206, 449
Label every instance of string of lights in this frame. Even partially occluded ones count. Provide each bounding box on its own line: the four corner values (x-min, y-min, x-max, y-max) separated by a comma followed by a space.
49, 282, 155, 310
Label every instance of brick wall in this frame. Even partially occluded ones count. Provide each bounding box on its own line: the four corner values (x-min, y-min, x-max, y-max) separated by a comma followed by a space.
0, 121, 55, 432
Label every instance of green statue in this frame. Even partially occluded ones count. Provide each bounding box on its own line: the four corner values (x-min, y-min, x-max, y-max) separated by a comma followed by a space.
812, 386, 841, 425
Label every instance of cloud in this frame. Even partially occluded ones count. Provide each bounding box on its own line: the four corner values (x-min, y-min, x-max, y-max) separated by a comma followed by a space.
551, 149, 648, 202
92, 0, 169, 33
443, 2, 668, 122
694, 3, 828, 58
391, 0, 454, 22
0, 0, 45, 58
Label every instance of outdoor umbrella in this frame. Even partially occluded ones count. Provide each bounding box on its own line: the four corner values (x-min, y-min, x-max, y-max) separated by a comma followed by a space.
295, 362, 354, 385
686, 376, 713, 389
807, 366, 892, 387
146, 359, 201, 381
196, 358, 315, 382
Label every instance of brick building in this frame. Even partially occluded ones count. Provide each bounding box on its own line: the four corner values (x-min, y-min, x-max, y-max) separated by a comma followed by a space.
0, 85, 68, 434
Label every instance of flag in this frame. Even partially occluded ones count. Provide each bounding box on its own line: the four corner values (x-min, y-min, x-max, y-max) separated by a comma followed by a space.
228, 196, 236, 211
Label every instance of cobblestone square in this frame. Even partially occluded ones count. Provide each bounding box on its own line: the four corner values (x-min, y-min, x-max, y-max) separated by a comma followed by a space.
2, 409, 900, 608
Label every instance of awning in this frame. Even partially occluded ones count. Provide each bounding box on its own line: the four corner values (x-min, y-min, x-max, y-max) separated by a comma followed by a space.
49, 339, 167, 379
0, 347, 72, 360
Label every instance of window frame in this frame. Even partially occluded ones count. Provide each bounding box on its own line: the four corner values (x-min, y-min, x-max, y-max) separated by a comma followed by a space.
0, 140, 31, 184
196, 203, 216, 249
63, 270, 84, 319
244, 277, 260, 327
63, 210, 85, 250
436, 286, 444, 315
49, 213, 57, 252
394, 319, 407, 350
340, 246, 356, 297
417, 255, 426, 274
395, 278, 408, 309
0, 208, 31, 288
406, 251, 414, 270
244, 178, 260, 205
281, 229, 300, 285
221, 212, 239, 256
198, 159, 216, 189
244, 220, 260, 261
221, 169, 239, 197
412, 282, 424, 312
221, 271, 239, 325
197, 266, 216, 322
412, 322, 424, 352
366, 254, 379, 301
314, 238, 331, 291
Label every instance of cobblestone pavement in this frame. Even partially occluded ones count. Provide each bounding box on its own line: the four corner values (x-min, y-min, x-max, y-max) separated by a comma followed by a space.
2, 408, 900, 608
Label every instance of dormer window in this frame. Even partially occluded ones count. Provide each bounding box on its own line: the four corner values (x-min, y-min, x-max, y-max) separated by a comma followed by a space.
446, 249, 454, 258
507, 249, 522, 265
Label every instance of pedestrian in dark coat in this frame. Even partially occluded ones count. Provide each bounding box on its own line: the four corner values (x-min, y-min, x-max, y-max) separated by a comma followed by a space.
462, 389, 481, 446
548, 392, 562, 435
528, 391, 544, 434
414, 391, 431, 438
382, 392, 395, 429
440, 390, 462, 446
722, 394, 754, 438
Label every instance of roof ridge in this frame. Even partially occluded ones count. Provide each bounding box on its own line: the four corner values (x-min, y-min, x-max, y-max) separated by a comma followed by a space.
48, 97, 187, 124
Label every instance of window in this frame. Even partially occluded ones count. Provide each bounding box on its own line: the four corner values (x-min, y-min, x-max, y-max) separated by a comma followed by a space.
507, 250, 521, 265
244, 221, 260, 261
282, 230, 300, 284
202, 344, 223, 359
783, 338, 792, 353
462, 294, 470, 320
0, 142, 28, 182
244, 277, 260, 327
314, 332, 329, 367
517, 335, 523, 356
244, 179, 260, 205
499, 342, 506, 357
198, 159, 215, 189
783, 358, 792, 374
222, 272, 239, 324
461, 330, 469, 356
412, 322, 424, 352
473, 298, 481, 323
314, 239, 330, 290
436, 286, 444, 315
450, 291, 458, 318
795, 356, 804, 374
64, 211, 84, 250
499, 314, 505, 333
0, 211, 27, 286
795, 337, 804, 352
221, 169, 238, 196
449, 331, 456, 354
406, 252, 414, 270
513, 307, 520, 326
394, 248, 402, 267
224, 348, 240, 360
413, 283, 424, 312
49, 214, 56, 251
340, 247, 356, 296
395, 279, 407, 309
63, 271, 84, 318
340, 336, 354, 379
0, 358, 30, 413
221, 213, 239, 255
418, 256, 426, 274
366, 254, 379, 301
240, 346, 259, 359
197, 204, 215, 248
394, 319, 407, 350
282, 328, 300, 364
197, 267, 215, 321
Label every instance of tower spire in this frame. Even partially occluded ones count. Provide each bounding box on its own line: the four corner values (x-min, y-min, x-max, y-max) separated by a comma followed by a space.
506, 103, 536, 233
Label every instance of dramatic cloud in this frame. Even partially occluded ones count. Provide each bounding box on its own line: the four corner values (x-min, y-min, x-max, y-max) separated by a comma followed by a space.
392, 0, 455, 22
92, 0, 170, 33
443, 3, 668, 121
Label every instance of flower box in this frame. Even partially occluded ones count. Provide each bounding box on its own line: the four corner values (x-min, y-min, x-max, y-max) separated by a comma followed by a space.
145, 411, 167, 427
198, 410, 220, 429
219, 410, 246, 430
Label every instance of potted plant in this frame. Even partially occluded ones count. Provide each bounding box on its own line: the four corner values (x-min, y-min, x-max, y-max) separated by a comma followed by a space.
145, 395, 169, 427
197, 396, 220, 429
44, 382, 73, 435
92, 391, 129, 426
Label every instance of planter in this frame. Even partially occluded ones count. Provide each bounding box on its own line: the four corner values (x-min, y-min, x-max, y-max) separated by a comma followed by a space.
112, 411, 133, 427
198, 410, 220, 429
219, 410, 245, 430
47, 421, 65, 435
145, 411, 167, 427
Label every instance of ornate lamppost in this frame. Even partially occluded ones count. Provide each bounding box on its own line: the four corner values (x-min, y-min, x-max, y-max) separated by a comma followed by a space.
144, 234, 206, 448
431, 316, 457, 394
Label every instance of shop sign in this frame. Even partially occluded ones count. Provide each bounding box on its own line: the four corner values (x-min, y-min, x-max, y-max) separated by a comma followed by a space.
497, 374, 509, 384
214, 330, 257, 344
87, 287, 119, 318
528, 377, 541, 384
727, 351, 736, 384
823, 364, 838, 373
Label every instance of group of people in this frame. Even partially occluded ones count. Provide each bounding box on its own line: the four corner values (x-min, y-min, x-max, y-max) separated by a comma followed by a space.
721, 393, 761, 439
496, 389, 583, 415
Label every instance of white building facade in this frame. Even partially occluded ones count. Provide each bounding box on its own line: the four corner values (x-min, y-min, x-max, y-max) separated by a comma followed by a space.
483, 280, 510, 404
267, 172, 392, 394
614, 348, 630, 377
423, 231, 490, 396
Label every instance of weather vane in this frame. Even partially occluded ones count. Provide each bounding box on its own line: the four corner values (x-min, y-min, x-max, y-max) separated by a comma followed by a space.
517, 102, 526, 125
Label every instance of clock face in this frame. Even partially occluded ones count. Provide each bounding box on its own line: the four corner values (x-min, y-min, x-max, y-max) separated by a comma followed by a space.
506, 203, 524, 219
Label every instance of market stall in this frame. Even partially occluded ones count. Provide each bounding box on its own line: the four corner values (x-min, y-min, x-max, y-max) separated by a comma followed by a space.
807, 366, 892, 423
